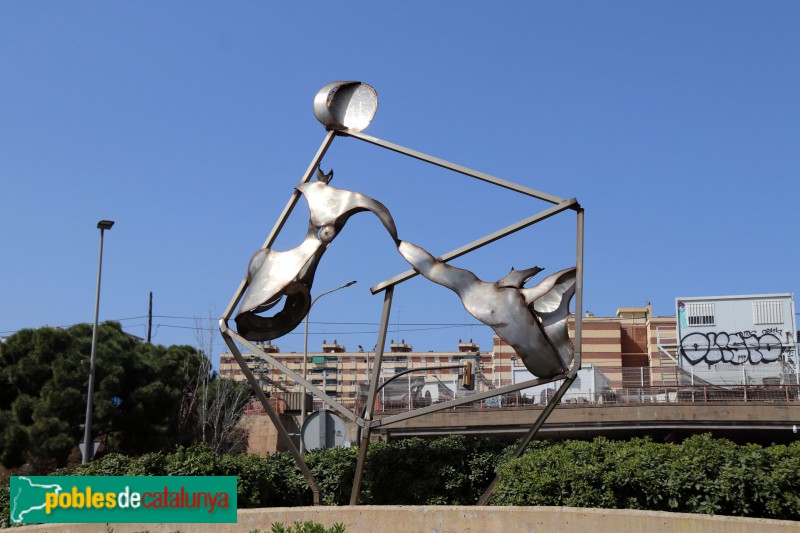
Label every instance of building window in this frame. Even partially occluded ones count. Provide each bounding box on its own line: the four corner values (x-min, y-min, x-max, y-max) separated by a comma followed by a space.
686, 302, 715, 327
753, 300, 783, 325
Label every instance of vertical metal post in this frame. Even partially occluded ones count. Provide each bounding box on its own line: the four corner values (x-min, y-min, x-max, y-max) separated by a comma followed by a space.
350, 286, 394, 505
573, 208, 585, 370
82, 222, 111, 464
408, 372, 412, 411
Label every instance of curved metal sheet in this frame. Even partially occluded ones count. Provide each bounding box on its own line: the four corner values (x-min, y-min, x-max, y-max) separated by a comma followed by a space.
235, 174, 399, 341
397, 240, 575, 379
235, 224, 326, 341
297, 180, 398, 243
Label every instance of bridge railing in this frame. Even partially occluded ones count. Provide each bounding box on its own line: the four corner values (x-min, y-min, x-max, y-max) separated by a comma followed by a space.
299, 384, 800, 414
369, 384, 800, 412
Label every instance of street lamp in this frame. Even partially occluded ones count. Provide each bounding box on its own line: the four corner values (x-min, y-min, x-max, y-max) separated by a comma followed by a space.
300, 280, 356, 452
81, 219, 114, 464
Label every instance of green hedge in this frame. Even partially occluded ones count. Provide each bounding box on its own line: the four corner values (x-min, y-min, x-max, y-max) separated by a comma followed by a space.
3, 434, 800, 527
491, 434, 800, 520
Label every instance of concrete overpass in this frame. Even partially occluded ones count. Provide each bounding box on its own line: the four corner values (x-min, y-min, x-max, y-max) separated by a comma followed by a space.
373, 402, 800, 444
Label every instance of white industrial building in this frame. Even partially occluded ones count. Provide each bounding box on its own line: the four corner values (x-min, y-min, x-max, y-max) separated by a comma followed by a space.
676, 293, 797, 386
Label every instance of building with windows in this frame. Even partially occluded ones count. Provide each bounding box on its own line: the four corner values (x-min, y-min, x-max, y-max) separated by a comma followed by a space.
676, 293, 798, 387
220, 295, 798, 407
219, 338, 486, 407
219, 304, 684, 405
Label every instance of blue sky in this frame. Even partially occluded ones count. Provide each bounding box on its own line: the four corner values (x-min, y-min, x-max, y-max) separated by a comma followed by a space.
2, 2, 798, 358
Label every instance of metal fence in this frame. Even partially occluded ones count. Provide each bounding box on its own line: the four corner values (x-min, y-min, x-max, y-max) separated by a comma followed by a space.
366, 384, 800, 412
300, 384, 800, 416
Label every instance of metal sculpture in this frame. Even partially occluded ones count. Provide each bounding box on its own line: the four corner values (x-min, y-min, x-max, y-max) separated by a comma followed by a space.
236, 171, 398, 341
219, 81, 585, 506
397, 241, 575, 379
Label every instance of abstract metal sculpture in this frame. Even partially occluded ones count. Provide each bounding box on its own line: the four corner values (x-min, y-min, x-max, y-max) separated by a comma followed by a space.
219, 81, 585, 506
235, 171, 398, 341
397, 241, 575, 379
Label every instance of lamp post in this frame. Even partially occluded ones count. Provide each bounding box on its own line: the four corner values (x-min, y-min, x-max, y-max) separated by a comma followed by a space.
82, 219, 114, 464
300, 280, 356, 452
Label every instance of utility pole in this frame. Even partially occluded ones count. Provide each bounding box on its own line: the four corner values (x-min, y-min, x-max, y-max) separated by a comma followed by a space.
147, 291, 153, 344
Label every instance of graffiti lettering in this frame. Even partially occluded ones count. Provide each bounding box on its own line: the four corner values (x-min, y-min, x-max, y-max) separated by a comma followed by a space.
680, 331, 786, 366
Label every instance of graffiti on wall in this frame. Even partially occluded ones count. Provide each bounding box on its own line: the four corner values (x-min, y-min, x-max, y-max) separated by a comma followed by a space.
679, 330, 788, 366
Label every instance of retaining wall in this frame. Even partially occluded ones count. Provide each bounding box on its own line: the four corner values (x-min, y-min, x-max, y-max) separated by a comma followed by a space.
13, 506, 800, 533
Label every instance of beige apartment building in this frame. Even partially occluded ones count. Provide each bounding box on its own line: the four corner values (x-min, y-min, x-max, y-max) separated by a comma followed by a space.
219, 304, 681, 403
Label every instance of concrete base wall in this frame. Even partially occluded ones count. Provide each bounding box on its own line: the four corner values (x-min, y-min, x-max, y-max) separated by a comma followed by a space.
14, 506, 800, 533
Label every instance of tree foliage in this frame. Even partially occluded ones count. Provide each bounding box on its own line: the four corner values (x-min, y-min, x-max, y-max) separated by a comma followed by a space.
0, 322, 244, 470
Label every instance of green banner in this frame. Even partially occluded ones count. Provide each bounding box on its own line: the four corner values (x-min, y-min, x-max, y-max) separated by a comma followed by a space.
9, 476, 237, 524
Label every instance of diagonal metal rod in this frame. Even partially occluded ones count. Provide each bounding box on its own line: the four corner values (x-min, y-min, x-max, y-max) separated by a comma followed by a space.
221, 332, 321, 505
369, 364, 465, 406
477, 371, 577, 505
225, 328, 358, 423
372, 372, 567, 428
371, 198, 578, 294
341, 130, 565, 205
222, 130, 337, 322
350, 286, 394, 505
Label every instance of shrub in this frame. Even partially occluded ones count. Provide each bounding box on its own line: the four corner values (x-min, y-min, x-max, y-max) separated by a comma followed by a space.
4, 434, 800, 524
491, 434, 800, 521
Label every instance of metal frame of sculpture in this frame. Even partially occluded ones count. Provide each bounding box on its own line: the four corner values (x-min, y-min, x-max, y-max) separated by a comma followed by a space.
218, 81, 585, 506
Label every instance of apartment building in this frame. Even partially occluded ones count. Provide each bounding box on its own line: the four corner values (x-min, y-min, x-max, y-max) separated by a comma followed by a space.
219, 338, 487, 401
219, 304, 687, 401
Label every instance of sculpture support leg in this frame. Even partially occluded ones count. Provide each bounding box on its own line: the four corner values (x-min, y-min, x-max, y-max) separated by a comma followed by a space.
476, 373, 576, 506
221, 331, 322, 506
573, 207, 585, 369
349, 286, 394, 505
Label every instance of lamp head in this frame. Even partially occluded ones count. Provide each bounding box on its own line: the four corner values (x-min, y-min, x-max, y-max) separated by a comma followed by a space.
97, 220, 115, 230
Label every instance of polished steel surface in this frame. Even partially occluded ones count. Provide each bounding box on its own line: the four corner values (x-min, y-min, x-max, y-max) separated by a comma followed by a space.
297, 173, 399, 242
314, 81, 378, 132
397, 240, 576, 379
235, 224, 324, 341
222, 131, 336, 323
235, 172, 398, 341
